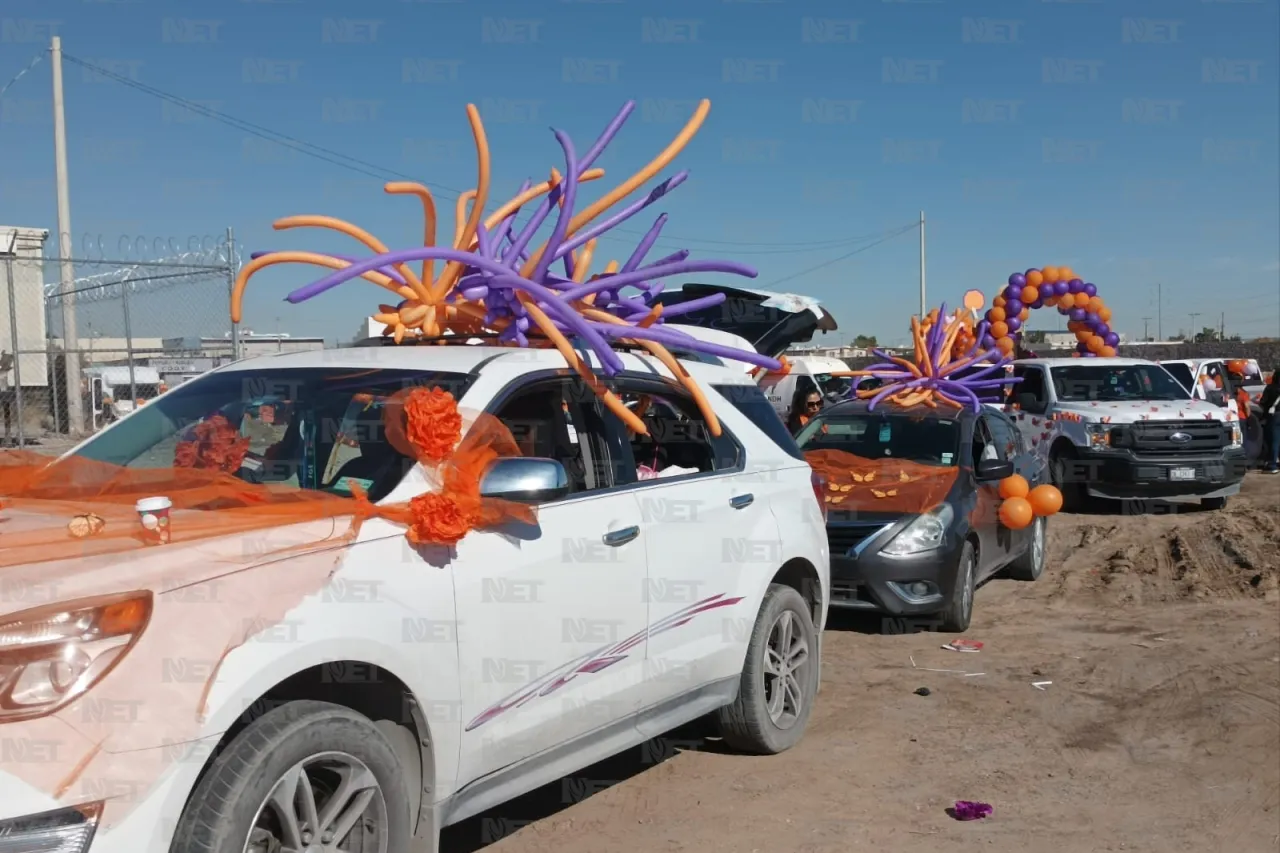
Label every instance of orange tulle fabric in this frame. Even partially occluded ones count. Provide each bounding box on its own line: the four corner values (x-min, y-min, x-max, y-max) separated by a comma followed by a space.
805, 449, 959, 516
0, 412, 534, 569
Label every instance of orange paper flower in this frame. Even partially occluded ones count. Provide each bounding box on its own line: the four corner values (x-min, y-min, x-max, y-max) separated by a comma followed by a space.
173, 415, 251, 474
407, 490, 478, 545
404, 387, 463, 463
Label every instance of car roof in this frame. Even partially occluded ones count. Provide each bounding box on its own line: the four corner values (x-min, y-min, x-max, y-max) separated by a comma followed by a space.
821, 399, 972, 422
205, 343, 759, 386
1014, 357, 1160, 368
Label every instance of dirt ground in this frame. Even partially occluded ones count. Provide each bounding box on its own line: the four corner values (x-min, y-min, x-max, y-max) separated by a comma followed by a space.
444, 472, 1280, 853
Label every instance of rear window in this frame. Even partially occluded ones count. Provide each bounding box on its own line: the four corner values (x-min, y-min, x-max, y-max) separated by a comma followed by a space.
711, 383, 804, 460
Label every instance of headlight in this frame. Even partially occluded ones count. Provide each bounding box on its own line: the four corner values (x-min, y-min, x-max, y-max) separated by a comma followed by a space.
0, 804, 101, 853
1084, 422, 1112, 450
1229, 422, 1243, 448
880, 504, 954, 557
0, 592, 151, 722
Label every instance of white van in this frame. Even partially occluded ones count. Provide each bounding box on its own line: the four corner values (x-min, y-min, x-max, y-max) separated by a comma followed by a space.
758, 355, 856, 421
83, 365, 163, 428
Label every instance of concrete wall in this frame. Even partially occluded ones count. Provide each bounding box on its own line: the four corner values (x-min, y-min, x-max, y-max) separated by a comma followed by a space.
0, 226, 50, 388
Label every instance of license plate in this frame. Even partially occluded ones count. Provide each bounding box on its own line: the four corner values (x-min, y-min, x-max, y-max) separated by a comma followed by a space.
1170, 467, 1196, 481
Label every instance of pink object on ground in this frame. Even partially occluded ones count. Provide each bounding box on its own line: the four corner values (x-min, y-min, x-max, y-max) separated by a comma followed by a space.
952, 801, 993, 821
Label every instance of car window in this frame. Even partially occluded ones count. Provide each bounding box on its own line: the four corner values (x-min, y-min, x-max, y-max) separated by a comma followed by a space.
971, 417, 1002, 464
70, 368, 472, 502
491, 379, 628, 496
1012, 367, 1047, 410
797, 412, 959, 467
617, 383, 741, 481
1163, 362, 1194, 391
712, 383, 803, 461
984, 414, 1018, 461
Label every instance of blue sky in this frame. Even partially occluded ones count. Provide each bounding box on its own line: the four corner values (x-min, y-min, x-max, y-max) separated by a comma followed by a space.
1, 0, 1277, 345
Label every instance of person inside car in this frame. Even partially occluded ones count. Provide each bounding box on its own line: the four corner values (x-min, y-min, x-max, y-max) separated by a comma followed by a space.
787, 387, 824, 435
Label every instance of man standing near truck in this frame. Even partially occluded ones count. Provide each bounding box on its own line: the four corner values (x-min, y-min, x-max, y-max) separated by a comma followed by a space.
1259, 371, 1280, 474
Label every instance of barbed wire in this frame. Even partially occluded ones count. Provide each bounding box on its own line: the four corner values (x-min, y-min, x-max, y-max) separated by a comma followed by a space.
41, 248, 240, 304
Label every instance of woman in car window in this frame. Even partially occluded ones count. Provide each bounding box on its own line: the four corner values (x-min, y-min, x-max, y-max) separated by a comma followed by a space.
787, 388, 825, 435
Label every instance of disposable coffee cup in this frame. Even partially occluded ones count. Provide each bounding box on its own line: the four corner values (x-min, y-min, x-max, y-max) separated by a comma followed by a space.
135, 496, 172, 545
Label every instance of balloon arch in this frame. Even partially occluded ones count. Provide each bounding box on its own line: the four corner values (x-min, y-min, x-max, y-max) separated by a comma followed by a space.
983, 266, 1119, 358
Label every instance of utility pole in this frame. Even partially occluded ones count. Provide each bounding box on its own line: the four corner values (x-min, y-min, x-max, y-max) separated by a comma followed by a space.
1219, 312, 1225, 341
1141, 317, 1151, 341
1189, 312, 1200, 342
51, 36, 83, 435
918, 210, 926, 318
1156, 282, 1162, 341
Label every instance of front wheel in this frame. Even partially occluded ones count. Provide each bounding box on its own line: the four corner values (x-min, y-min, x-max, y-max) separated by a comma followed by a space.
716, 584, 819, 755
170, 700, 412, 853
1006, 516, 1046, 581
1202, 496, 1228, 510
938, 540, 977, 633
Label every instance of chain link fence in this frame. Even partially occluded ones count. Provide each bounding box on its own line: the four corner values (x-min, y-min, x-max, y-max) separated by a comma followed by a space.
1, 229, 243, 449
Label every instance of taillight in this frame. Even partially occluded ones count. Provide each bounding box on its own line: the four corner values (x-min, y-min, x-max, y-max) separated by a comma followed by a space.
811, 472, 828, 522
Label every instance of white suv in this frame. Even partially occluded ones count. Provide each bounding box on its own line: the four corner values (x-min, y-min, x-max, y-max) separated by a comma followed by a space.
0, 342, 828, 853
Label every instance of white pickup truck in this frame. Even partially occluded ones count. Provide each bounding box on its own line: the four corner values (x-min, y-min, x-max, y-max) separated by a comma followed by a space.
1005, 358, 1247, 509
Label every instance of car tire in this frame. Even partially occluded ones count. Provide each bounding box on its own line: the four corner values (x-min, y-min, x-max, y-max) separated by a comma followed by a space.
938, 540, 977, 633
1202, 496, 1228, 510
1006, 516, 1046, 581
1050, 445, 1086, 512
716, 583, 819, 755
169, 700, 412, 853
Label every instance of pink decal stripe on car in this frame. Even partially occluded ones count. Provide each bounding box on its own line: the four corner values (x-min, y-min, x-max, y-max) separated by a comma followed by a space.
464, 593, 744, 732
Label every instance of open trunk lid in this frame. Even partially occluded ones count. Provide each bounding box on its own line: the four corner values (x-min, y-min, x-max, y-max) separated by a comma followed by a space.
652, 283, 838, 359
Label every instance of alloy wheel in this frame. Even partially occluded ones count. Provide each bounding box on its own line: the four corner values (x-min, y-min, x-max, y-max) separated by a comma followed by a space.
244, 751, 388, 853
763, 609, 810, 729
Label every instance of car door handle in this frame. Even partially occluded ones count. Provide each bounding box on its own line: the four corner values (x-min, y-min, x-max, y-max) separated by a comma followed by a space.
730, 493, 754, 509
602, 526, 639, 547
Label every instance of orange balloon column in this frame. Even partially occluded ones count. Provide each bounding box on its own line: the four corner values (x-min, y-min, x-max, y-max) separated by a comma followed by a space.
984, 268, 1120, 358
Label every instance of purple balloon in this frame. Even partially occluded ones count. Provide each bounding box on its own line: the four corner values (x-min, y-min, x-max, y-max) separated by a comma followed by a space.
1030, 298, 1044, 310
1058, 303, 1072, 315
1085, 311, 1099, 325
1004, 285, 1022, 303
1067, 279, 1084, 294
1054, 280, 1070, 296
981, 334, 995, 349
1104, 332, 1120, 347
1008, 272, 1027, 288
1069, 308, 1087, 322
1006, 317, 1022, 333
1036, 284, 1052, 301
1082, 283, 1095, 297
1096, 323, 1110, 335
1005, 298, 1023, 316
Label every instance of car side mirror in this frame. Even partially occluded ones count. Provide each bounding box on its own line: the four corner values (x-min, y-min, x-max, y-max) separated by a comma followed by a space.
975, 459, 1014, 481
479, 457, 570, 503
1015, 392, 1044, 413
1206, 389, 1228, 407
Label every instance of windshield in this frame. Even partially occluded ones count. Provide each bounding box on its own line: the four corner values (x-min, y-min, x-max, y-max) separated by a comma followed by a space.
816, 373, 853, 400
73, 367, 473, 501
795, 412, 960, 467
1050, 364, 1190, 402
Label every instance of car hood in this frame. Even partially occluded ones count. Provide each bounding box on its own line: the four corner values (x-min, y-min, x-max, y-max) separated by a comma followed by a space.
651, 283, 838, 358
1052, 398, 1231, 424
0, 505, 342, 620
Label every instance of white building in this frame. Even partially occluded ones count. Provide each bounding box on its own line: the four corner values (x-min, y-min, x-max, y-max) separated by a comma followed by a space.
0, 226, 50, 388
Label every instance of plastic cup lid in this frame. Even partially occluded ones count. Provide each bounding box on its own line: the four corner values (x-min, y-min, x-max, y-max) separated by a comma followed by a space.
135, 496, 173, 512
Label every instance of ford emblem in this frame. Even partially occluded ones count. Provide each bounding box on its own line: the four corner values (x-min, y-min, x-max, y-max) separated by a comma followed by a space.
1170, 431, 1192, 443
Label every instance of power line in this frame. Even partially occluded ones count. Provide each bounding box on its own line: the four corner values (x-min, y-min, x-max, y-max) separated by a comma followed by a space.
0, 51, 44, 99
61, 53, 905, 253
761, 223, 918, 287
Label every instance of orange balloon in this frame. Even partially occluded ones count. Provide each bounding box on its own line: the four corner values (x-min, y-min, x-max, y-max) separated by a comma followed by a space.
1041, 266, 1059, 283
1087, 297, 1103, 312
994, 296, 1006, 308
999, 474, 1030, 499
1027, 484, 1063, 516
1021, 285, 1039, 303
1025, 270, 1044, 287
1075, 330, 1091, 343
1099, 345, 1117, 357
989, 306, 1006, 322
990, 321, 1009, 338
1098, 307, 1111, 322
1066, 320, 1080, 332
999, 496, 1034, 530
1058, 267, 1074, 282
997, 336, 1015, 354
1074, 292, 1091, 308
1087, 336, 1104, 353
1019, 308, 1030, 321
